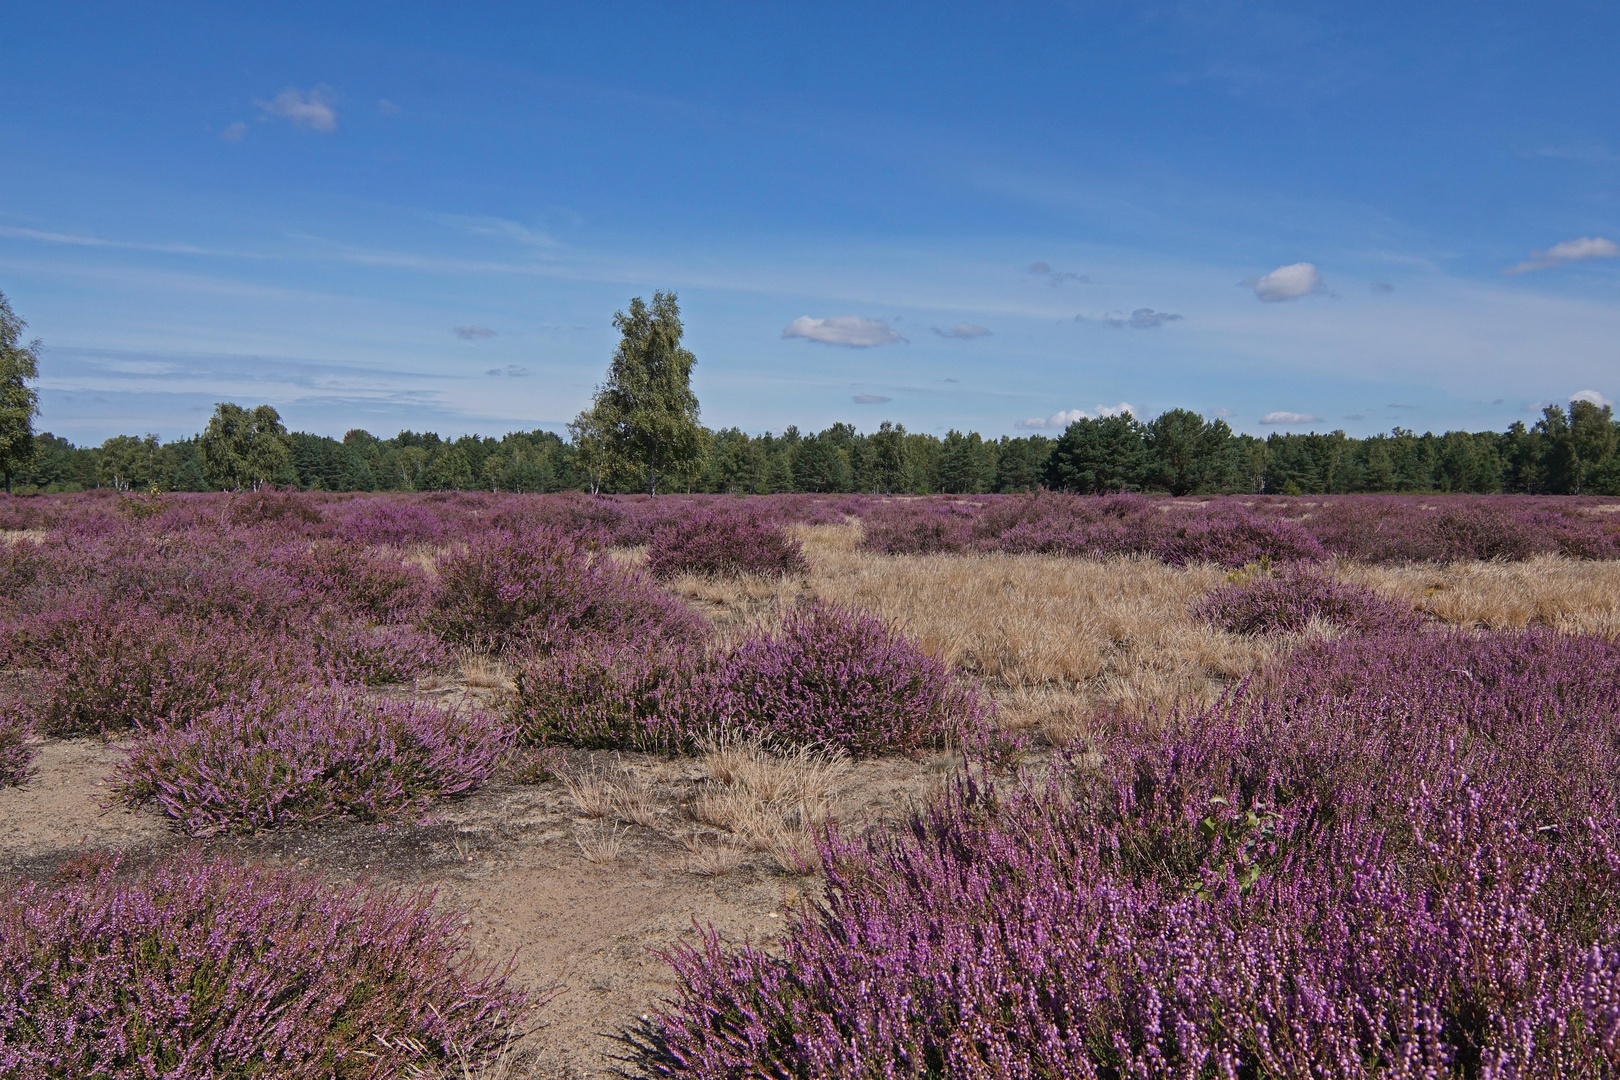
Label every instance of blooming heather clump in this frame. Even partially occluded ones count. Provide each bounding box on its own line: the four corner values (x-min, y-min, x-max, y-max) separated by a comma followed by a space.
512, 641, 700, 751
705, 601, 986, 756
0, 711, 32, 785
1152, 506, 1326, 566
644, 508, 809, 579
117, 687, 511, 835
431, 527, 707, 655
0, 854, 524, 1077
641, 630, 1620, 1076
1197, 567, 1423, 635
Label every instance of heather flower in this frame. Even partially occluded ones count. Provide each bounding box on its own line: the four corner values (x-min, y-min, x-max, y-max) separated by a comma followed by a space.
116, 686, 512, 835
645, 507, 809, 579
704, 601, 987, 756
430, 527, 708, 655
641, 629, 1620, 1076
0, 853, 525, 1077
511, 639, 701, 751
0, 709, 32, 785
1197, 566, 1423, 635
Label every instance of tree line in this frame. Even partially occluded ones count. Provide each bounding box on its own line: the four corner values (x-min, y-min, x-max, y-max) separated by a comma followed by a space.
4, 289, 1618, 497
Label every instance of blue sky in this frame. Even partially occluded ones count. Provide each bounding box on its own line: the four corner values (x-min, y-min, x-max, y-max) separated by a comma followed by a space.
2, 1, 1617, 445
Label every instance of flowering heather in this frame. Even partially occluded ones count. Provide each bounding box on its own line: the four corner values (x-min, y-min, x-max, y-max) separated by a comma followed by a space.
0, 710, 32, 785
0, 854, 524, 1078
705, 601, 986, 756
512, 640, 700, 751
642, 629, 1620, 1077
117, 686, 510, 835
1197, 567, 1423, 635
430, 527, 708, 655
645, 507, 809, 579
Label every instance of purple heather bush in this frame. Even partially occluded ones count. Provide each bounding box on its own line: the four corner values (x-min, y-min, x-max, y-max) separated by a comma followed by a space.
645, 507, 810, 579
641, 629, 1620, 1077
0, 854, 524, 1078
1198, 567, 1423, 636
705, 601, 987, 756
0, 710, 33, 785
512, 602, 983, 756
512, 640, 700, 751
117, 687, 511, 835
430, 526, 708, 655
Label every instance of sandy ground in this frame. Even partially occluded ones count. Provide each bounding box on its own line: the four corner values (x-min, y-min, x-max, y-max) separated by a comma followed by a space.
0, 734, 947, 1078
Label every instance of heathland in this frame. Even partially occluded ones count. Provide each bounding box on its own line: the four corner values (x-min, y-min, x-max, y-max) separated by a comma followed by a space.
2, 489, 1620, 1077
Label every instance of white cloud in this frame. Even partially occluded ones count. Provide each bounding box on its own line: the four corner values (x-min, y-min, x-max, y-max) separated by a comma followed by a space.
852, 394, 891, 404
484, 364, 530, 377
1572, 389, 1614, 408
1259, 411, 1322, 425
1211, 407, 1234, 418
257, 87, 337, 132
782, 316, 903, 347
1015, 402, 1137, 429
1505, 237, 1620, 275
1104, 308, 1182, 329
221, 121, 248, 142
1246, 262, 1324, 302
454, 325, 496, 340
932, 322, 991, 339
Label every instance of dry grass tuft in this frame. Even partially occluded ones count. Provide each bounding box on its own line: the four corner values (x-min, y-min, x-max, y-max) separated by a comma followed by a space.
574, 824, 629, 864
457, 654, 515, 691
687, 734, 849, 875
562, 764, 663, 828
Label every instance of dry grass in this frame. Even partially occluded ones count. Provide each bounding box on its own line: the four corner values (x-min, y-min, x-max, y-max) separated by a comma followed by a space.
686, 734, 850, 875
457, 654, 515, 691
1344, 555, 1620, 637
638, 521, 1620, 733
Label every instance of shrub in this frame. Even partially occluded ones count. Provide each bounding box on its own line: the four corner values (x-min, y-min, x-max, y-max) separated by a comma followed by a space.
273, 539, 434, 624
21, 603, 291, 735
430, 527, 707, 655
116, 687, 511, 835
0, 854, 524, 1078
0, 710, 32, 786
511, 641, 699, 751
704, 601, 986, 756
1152, 507, 1326, 566
645, 509, 809, 579
641, 630, 1620, 1077
1197, 567, 1423, 635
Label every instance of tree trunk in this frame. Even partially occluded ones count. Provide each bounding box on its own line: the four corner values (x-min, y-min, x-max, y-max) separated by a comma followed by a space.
648, 467, 658, 496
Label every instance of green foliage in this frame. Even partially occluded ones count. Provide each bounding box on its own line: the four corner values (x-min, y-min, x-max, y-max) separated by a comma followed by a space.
586, 291, 706, 495
198, 403, 295, 490
1044, 412, 1148, 493
0, 290, 42, 491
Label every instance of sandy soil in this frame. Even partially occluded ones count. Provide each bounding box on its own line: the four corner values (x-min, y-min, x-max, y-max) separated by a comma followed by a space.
0, 734, 947, 1078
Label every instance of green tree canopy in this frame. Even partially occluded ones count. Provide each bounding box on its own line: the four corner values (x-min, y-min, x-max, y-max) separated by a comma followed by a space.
585, 291, 705, 495
1044, 413, 1148, 493
198, 403, 294, 490
0, 291, 42, 492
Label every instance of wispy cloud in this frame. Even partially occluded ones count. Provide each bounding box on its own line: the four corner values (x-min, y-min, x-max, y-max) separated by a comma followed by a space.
1260, 410, 1321, 425
1104, 308, 1182, 329
485, 364, 531, 377
221, 121, 248, 142
1572, 389, 1614, 408
436, 214, 560, 249
782, 316, 903, 347
852, 393, 892, 404
1371, 281, 1394, 294
454, 325, 496, 340
1027, 261, 1090, 286
256, 87, 337, 132
1245, 262, 1325, 302
1504, 237, 1620, 275
931, 322, 991, 339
